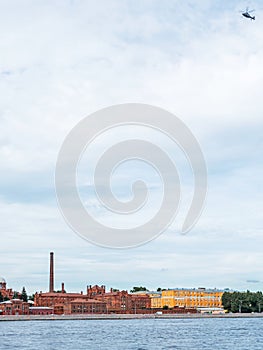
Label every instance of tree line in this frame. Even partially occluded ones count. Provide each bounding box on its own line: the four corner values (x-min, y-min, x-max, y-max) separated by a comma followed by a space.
222, 291, 263, 313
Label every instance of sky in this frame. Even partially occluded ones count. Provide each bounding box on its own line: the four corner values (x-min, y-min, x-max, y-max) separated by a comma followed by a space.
0, 0, 263, 294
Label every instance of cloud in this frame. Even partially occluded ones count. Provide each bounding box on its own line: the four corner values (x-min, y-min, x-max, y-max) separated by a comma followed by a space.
246, 280, 260, 284
0, 0, 263, 293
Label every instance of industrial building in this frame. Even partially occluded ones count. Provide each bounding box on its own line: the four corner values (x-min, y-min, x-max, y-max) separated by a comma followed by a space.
34, 252, 150, 314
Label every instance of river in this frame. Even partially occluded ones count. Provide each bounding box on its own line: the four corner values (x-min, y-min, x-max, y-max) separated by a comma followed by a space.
0, 318, 262, 349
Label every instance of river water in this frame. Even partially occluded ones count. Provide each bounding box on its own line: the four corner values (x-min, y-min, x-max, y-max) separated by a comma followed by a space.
0, 318, 262, 349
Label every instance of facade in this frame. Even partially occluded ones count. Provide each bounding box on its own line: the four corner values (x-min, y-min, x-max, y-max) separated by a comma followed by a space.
35, 289, 87, 308
87, 286, 151, 313
35, 292, 107, 315
29, 306, 54, 315
148, 292, 162, 309
35, 285, 151, 314
34, 289, 107, 315
87, 285, 106, 298
0, 299, 29, 315
161, 288, 224, 309
64, 298, 107, 315
131, 291, 162, 309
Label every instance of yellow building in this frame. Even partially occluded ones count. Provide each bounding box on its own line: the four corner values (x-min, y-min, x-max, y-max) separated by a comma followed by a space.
161, 288, 224, 309
148, 292, 162, 309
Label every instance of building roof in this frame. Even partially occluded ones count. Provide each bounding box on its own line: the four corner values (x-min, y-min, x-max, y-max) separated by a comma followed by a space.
0, 300, 12, 304
132, 291, 160, 296
166, 288, 227, 293
0, 299, 24, 304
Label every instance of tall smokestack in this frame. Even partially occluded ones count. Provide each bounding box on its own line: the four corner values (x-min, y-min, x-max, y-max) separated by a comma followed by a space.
49, 252, 54, 293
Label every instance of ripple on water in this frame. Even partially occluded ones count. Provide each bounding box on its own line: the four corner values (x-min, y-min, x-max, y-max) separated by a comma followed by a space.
0, 318, 263, 350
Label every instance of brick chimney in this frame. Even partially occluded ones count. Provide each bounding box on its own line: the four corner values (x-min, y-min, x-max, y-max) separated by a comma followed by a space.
87, 285, 92, 297
49, 252, 54, 293
61, 282, 65, 293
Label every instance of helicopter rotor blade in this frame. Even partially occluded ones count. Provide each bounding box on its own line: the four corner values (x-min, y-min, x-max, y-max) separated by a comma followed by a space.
248, 9, 255, 13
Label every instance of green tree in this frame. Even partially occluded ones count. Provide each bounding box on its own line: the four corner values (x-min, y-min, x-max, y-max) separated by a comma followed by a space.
222, 292, 232, 311
255, 291, 263, 313
28, 293, 35, 301
21, 287, 28, 302
13, 291, 19, 299
222, 290, 263, 313
130, 286, 148, 293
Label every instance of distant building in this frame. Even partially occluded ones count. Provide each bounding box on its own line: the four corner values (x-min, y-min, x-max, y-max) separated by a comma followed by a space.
149, 292, 162, 309
35, 287, 107, 315
34, 253, 150, 314
0, 299, 29, 315
34, 253, 112, 314
133, 291, 163, 309
161, 288, 224, 309
64, 298, 107, 315
33, 252, 225, 315
88, 287, 151, 313
0, 277, 15, 300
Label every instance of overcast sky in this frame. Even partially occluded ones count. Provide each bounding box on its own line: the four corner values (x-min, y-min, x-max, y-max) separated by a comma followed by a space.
1, 0, 263, 294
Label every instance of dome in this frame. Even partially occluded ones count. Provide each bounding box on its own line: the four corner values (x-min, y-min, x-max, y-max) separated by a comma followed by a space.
0, 277, 6, 284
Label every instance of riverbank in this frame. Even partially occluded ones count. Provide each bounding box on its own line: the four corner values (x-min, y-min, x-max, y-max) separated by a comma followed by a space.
1, 313, 263, 321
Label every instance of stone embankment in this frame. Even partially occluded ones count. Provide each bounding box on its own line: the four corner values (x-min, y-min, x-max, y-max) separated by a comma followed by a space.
1, 313, 263, 321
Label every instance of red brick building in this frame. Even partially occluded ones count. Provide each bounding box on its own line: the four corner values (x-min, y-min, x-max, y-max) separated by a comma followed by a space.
34, 253, 107, 314
64, 298, 107, 315
34, 253, 150, 315
0, 277, 14, 300
87, 286, 151, 313
35, 284, 150, 314
34, 287, 107, 315
0, 299, 29, 315
29, 306, 54, 315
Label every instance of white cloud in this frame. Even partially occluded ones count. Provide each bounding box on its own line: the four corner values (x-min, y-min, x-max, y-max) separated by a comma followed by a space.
0, 0, 263, 294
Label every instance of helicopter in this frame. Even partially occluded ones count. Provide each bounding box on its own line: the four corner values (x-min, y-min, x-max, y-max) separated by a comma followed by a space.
241, 7, 256, 20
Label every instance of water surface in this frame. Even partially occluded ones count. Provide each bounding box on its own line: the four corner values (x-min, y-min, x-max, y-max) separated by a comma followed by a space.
0, 318, 262, 349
